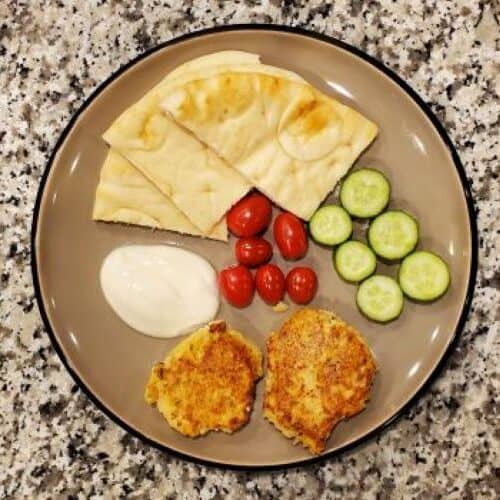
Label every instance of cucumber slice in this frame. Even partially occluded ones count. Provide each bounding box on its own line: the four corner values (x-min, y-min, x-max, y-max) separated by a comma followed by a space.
334, 241, 376, 282
368, 210, 418, 260
309, 205, 352, 246
340, 168, 390, 218
356, 275, 404, 322
399, 251, 450, 301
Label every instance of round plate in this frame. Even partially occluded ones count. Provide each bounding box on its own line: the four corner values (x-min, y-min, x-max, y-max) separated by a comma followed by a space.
32, 26, 477, 469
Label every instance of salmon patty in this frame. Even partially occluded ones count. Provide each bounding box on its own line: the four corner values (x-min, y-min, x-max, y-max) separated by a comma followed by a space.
263, 309, 376, 454
145, 320, 263, 437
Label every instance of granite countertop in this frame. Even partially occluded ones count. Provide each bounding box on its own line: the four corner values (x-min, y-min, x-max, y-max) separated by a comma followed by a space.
1, 1, 499, 498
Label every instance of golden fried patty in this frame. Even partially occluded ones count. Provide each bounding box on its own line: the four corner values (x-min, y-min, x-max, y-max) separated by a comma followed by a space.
263, 309, 376, 454
145, 320, 263, 437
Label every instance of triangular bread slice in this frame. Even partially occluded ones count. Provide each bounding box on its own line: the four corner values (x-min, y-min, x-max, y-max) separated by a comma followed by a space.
162, 72, 378, 220
165, 50, 260, 80
95, 52, 260, 238
103, 51, 286, 234
102, 60, 307, 233
102, 95, 250, 234
93, 149, 227, 241
101, 51, 264, 234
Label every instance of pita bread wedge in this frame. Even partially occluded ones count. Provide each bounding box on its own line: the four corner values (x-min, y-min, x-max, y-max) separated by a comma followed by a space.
93, 149, 227, 241
162, 61, 306, 88
103, 104, 250, 234
101, 54, 283, 234
165, 50, 260, 80
102, 58, 308, 232
162, 72, 378, 220
95, 52, 262, 238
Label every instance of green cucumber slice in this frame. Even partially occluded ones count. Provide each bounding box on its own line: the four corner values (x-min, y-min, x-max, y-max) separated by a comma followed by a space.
340, 168, 390, 218
309, 205, 352, 246
399, 251, 450, 301
368, 210, 418, 260
334, 241, 376, 282
356, 275, 404, 322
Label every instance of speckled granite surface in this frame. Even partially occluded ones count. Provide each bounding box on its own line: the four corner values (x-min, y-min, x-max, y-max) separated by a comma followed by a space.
0, 1, 499, 498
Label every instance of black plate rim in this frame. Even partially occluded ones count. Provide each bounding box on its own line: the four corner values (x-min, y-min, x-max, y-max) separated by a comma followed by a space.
30, 24, 478, 471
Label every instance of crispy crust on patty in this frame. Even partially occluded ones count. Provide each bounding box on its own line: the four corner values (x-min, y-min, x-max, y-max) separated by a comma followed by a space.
263, 309, 376, 454
145, 320, 263, 437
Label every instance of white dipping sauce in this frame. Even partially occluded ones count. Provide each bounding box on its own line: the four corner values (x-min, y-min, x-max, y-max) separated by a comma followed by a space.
100, 245, 219, 338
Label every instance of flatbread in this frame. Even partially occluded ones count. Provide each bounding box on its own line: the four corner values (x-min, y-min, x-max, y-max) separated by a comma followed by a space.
103, 55, 302, 234
94, 52, 262, 238
162, 72, 378, 220
103, 107, 251, 234
93, 149, 227, 241
161, 61, 307, 88
165, 50, 260, 80
102, 60, 307, 232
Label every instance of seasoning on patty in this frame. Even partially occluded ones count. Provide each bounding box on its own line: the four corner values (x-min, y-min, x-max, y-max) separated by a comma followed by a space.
145, 320, 263, 437
263, 308, 376, 454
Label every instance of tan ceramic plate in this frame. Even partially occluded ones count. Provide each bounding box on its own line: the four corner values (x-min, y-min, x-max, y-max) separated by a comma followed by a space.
32, 26, 476, 469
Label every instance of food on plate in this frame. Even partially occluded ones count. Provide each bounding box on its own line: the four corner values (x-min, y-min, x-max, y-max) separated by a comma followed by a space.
255, 264, 286, 305
222, 192, 319, 309
334, 240, 376, 282
94, 51, 265, 237
368, 210, 419, 260
399, 251, 450, 301
263, 309, 376, 454
285, 267, 318, 304
309, 205, 352, 246
221, 194, 320, 310
162, 72, 378, 221
93, 149, 228, 240
272, 301, 289, 313
309, 164, 451, 320
219, 264, 255, 308
100, 52, 309, 235
165, 60, 307, 89
145, 320, 263, 437
273, 212, 308, 260
227, 192, 273, 237
340, 168, 390, 218
235, 237, 273, 267
96, 49, 378, 247
103, 110, 251, 234
100, 245, 219, 337
356, 275, 403, 322
101, 56, 267, 235
165, 50, 261, 80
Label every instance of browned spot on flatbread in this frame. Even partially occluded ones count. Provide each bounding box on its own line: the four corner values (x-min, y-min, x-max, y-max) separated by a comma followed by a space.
286, 99, 332, 137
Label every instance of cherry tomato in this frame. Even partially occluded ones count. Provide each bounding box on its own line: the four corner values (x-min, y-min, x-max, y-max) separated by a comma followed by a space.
255, 264, 286, 305
273, 212, 308, 260
286, 267, 318, 304
235, 237, 273, 267
227, 193, 273, 237
219, 265, 254, 308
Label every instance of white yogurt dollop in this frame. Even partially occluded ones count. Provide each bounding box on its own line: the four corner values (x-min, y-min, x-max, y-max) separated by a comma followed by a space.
100, 245, 219, 338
